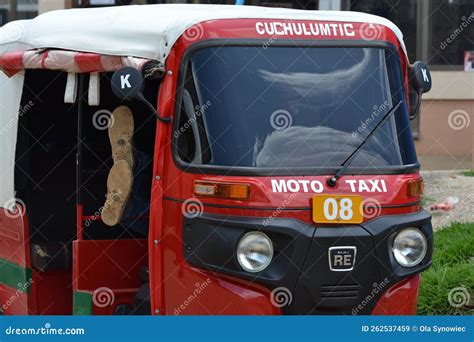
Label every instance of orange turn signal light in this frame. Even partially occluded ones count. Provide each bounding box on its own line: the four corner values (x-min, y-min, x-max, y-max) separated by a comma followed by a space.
407, 179, 424, 197
194, 181, 250, 200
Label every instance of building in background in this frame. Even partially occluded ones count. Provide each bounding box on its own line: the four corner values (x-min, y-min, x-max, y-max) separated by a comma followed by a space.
1, 0, 473, 169
345, 0, 473, 171
0, 0, 39, 25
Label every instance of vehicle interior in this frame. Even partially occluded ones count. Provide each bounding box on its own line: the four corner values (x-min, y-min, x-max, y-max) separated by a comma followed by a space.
14, 69, 156, 314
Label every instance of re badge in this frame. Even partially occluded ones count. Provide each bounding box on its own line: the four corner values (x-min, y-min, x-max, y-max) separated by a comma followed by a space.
328, 246, 357, 271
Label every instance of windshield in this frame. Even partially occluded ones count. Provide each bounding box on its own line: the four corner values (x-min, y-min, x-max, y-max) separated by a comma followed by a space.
174, 45, 417, 173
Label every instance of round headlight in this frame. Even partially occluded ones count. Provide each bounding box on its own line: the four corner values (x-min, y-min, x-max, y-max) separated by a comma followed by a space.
237, 232, 273, 273
392, 228, 427, 267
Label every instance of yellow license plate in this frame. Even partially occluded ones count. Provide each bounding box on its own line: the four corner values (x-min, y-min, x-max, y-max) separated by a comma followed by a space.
312, 195, 364, 224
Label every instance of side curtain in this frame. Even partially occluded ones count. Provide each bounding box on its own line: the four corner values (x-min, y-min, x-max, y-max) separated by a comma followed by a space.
0, 70, 25, 209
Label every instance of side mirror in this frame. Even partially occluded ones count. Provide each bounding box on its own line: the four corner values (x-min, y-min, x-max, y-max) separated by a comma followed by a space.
409, 61, 432, 94
111, 67, 170, 123
408, 61, 432, 120
111, 67, 145, 101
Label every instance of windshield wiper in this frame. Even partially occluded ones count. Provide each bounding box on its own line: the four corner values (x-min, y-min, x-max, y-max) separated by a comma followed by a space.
326, 100, 403, 188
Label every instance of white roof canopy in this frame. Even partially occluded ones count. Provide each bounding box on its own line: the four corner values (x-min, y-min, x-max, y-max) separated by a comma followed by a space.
0, 4, 406, 63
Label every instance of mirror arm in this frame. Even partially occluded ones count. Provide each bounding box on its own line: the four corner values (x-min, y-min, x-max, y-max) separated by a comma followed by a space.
409, 90, 423, 121
136, 93, 171, 123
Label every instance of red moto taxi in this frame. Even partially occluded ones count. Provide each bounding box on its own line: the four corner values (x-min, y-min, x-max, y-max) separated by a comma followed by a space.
0, 4, 433, 316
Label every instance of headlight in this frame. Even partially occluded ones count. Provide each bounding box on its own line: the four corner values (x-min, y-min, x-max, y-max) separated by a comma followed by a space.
392, 228, 427, 267
237, 232, 273, 273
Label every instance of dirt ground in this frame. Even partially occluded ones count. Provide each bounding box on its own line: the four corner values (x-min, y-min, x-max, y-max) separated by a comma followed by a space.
421, 170, 474, 230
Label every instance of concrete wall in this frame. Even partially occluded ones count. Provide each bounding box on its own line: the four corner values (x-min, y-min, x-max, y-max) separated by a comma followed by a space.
415, 71, 473, 169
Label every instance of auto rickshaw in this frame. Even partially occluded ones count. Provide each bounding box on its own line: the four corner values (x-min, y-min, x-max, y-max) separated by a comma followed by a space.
0, 4, 433, 315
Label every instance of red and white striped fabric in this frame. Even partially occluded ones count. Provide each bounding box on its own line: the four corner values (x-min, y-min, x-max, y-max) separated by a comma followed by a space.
0, 49, 151, 77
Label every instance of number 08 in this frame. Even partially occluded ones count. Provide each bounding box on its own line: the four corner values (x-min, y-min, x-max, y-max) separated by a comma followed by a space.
323, 198, 354, 220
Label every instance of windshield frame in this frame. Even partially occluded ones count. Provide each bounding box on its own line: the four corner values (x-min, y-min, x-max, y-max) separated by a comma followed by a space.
172, 39, 419, 176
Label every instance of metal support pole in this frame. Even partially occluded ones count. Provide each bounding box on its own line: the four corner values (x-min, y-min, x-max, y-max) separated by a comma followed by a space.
76, 74, 85, 240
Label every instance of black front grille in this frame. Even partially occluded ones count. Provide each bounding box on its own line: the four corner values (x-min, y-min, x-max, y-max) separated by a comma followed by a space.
321, 284, 360, 300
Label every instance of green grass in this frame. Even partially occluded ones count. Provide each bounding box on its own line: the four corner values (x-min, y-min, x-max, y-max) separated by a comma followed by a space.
461, 170, 474, 177
418, 222, 474, 315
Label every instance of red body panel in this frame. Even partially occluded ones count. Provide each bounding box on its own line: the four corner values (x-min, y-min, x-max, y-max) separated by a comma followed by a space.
72, 239, 148, 291
0, 206, 30, 315
0, 207, 30, 267
148, 19, 420, 315
72, 239, 148, 315
372, 275, 420, 315
0, 286, 28, 315
29, 270, 72, 315
0, 207, 72, 315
